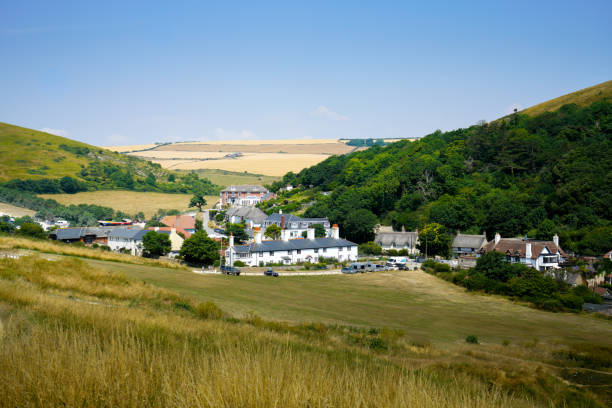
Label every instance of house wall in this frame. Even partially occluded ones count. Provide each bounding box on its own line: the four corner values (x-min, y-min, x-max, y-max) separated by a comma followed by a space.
108, 236, 143, 256
227, 245, 358, 266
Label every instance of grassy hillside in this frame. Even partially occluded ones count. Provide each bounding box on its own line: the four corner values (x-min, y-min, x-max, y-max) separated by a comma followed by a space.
521, 80, 612, 117
277, 98, 612, 255
0, 122, 218, 195
1, 242, 610, 406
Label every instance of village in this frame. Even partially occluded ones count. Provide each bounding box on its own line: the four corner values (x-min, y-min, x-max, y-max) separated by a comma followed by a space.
5, 182, 609, 313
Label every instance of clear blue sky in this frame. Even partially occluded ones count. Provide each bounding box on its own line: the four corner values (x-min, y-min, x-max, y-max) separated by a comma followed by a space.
1, 0, 610, 145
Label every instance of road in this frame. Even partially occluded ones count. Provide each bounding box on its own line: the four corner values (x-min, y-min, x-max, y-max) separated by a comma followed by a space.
202, 210, 226, 239
193, 269, 343, 276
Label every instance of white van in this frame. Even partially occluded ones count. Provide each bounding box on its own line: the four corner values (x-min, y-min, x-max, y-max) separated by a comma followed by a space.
386, 257, 407, 269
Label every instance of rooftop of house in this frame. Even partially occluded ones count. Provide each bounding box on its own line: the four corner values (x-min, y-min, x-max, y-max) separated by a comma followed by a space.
221, 184, 269, 193
264, 213, 329, 227
452, 233, 488, 249
480, 237, 566, 259
160, 215, 196, 230
147, 226, 191, 239
226, 206, 268, 223
108, 228, 148, 240
50, 226, 128, 240
374, 230, 418, 247
233, 237, 356, 254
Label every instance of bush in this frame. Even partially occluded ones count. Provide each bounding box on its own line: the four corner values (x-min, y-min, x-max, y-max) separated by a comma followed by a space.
465, 335, 479, 344
233, 260, 246, 267
433, 263, 451, 273
560, 293, 584, 311
538, 298, 563, 312
572, 285, 602, 304
195, 301, 224, 319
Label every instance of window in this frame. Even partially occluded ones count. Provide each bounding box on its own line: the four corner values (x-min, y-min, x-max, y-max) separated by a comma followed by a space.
323, 248, 327, 253
297, 249, 301, 254
269, 251, 274, 256
314, 249, 319, 254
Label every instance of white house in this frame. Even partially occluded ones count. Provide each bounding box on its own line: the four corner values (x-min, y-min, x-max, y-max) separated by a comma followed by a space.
479, 233, 566, 271
262, 211, 331, 239
107, 228, 147, 256
225, 225, 358, 266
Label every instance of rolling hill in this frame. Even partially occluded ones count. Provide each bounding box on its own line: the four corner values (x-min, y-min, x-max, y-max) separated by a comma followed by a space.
0, 122, 217, 194
520, 80, 612, 117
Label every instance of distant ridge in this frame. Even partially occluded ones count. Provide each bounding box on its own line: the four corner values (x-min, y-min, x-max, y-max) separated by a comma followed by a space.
520, 80, 612, 117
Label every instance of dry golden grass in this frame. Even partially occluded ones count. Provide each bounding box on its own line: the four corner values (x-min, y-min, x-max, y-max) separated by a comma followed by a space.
0, 236, 186, 270
177, 138, 341, 145
0, 255, 566, 407
521, 80, 612, 117
105, 143, 158, 152
127, 151, 230, 159
0, 202, 35, 217
153, 153, 329, 176
38, 190, 219, 217
154, 142, 353, 155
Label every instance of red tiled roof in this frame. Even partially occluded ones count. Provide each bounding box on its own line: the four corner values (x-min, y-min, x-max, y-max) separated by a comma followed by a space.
481, 238, 566, 259
160, 215, 195, 230
593, 287, 609, 296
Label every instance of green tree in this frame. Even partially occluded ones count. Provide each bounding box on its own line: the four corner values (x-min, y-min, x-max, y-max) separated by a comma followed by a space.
313, 223, 326, 238
342, 209, 378, 244
225, 223, 249, 244
142, 231, 171, 257
417, 223, 451, 257
358, 241, 382, 255
17, 222, 47, 239
265, 224, 281, 240
179, 230, 220, 265
189, 194, 207, 212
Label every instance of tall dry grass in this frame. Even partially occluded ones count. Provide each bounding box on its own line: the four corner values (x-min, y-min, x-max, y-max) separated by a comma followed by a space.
0, 255, 603, 407
0, 236, 186, 269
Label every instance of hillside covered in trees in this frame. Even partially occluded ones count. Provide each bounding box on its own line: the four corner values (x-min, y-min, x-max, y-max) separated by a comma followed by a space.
272, 99, 612, 255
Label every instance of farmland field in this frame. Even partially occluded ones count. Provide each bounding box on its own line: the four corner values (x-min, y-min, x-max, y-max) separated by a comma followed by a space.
0, 202, 35, 217
38, 191, 219, 218
184, 169, 279, 186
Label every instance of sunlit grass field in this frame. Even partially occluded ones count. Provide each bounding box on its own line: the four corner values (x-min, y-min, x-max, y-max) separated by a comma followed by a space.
39, 190, 219, 217
0, 241, 610, 406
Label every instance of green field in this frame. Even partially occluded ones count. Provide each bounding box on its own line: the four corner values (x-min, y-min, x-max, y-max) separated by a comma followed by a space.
183, 168, 279, 187
0, 242, 610, 406
86, 258, 612, 347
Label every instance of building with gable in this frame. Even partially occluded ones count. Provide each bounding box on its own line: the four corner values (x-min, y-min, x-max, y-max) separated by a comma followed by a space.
262, 211, 331, 239
478, 233, 566, 271
451, 232, 488, 256
374, 227, 419, 254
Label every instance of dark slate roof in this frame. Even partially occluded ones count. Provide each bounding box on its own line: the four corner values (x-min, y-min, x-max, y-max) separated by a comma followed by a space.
53, 227, 87, 240
265, 213, 301, 223
226, 206, 268, 223
452, 234, 487, 249
221, 184, 268, 193
234, 237, 357, 253
108, 228, 148, 240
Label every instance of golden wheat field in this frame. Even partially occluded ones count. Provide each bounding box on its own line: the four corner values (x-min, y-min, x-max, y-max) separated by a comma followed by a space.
151, 153, 329, 175
105, 143, 159, 152
153, 141, 354, 155
2, 250, 607, 407
39, 191, 219, 218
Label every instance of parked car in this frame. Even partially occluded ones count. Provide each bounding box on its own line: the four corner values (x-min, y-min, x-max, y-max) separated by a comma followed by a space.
214, 228, 226, 234
341, 266, 357, 274
264, 268, 279, 277
220, 265, 240, 276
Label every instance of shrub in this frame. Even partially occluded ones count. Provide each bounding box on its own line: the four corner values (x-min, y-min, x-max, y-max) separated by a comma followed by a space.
572, 285, 602, 304
195, 301, 224, 319
433, 263, 451, 273
233, 260, 246, 267
368, 337, 388, 351
560, 293, 584, 311
502, 339, 510, 346
465, 335, 479, 344
538, 298, 563, 312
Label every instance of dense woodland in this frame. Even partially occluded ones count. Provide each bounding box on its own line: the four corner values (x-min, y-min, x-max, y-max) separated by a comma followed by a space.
272, 100, 612, 254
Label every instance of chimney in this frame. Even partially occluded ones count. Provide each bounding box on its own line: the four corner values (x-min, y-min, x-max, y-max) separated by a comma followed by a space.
331, 224, 339, 239
282, 229, 290, 242
525, 242, 532, 259
494, 233, 501, 245
307, 226, 315, 240
553, 234, 559, 247
281, 215, 285, 230
229, 232, 234, 248
254, 227, 262, 244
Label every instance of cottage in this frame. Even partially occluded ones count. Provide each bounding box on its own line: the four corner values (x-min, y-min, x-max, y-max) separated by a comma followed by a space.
374, 228, 419, 254
107, 228, 148, 256
263, 211, 331, 239
225, 206, 268, 227
452, 232, 488, 256
226, 225, 357, 266
49, 226, 117, 245
479, 233, 566, 271
219, 185, 274, 207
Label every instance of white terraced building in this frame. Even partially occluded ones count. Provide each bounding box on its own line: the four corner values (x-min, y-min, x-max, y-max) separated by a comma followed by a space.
225, 225, 358, 266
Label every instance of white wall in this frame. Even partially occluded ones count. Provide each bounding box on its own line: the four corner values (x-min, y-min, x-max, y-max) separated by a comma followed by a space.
227, 245, 358, 266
